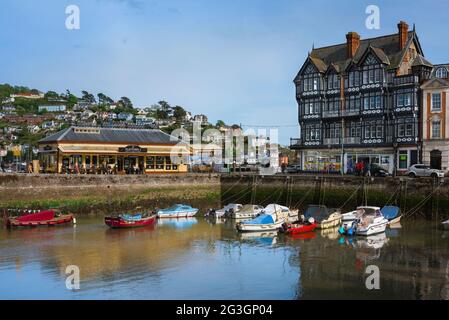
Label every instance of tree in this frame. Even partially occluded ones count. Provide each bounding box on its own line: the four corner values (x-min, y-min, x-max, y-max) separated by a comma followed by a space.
215, 120, 226, 128
97, 93, 114, 105
45, 91, 60, 99
117, 96, 133, 110
173, 105, 186, 120
81, 90, 96, 104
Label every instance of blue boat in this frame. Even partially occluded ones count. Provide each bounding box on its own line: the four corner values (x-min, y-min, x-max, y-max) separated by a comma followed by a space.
157, 204, 199, 218
381, 206, 401, 224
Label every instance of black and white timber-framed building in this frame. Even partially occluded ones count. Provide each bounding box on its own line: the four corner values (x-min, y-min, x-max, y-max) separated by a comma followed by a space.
290, 21, 434, 174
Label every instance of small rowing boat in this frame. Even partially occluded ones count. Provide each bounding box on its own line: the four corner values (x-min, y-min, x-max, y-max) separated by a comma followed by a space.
281, 217, 317, 235
380, 206, 402, 226
105, 213, 157, 229
6, 209, 74, 228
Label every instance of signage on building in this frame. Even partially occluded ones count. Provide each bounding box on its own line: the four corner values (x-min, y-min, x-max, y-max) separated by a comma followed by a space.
118, 145, 148, 153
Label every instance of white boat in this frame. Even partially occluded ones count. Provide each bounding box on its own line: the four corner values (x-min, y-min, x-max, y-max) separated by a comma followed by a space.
305, 205, 342, 229
229, 204, 264, 220
355, 211, 389, 236
236, 204, 298, 232
157, 204, 198, 218
443, 219, 449, 230
263, 204, 299, 223
342, 206, 380, 229
209, 203, 242, 218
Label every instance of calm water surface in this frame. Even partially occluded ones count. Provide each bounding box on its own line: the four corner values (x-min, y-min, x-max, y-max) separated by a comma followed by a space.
0, 214, 448, 300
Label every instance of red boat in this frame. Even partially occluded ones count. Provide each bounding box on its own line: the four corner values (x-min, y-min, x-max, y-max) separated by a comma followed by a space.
105, 214, 157, 229
6, 209, 74, 228
283, 222, 318, 235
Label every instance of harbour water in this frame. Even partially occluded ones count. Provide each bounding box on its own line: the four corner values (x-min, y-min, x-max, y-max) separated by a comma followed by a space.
0, 215, 448, 300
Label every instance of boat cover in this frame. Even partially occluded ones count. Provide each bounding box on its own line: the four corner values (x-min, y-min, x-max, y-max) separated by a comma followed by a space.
120, 214, 143, 221
264, 204, 289, 214
380, 206, 400, 220
159, 204, 196, 213
15, 210, 55, 222
243, 214, 275, 225
304, 205, 332, 223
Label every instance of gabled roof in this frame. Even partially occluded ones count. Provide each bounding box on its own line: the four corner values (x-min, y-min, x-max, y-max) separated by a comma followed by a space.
39, 126, 181, 145
301, 31, 421, 76
412, 55, 433, 68
420, 77, 449, 90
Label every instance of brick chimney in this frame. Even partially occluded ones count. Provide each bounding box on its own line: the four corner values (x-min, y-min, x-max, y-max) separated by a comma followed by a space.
346, 32, 360, 59
398, 21, 409, 50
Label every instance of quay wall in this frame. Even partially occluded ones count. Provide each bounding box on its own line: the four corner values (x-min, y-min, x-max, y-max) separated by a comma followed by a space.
220, 175, 449, 220
2, 173, 449, 219
0, 173, 221, 214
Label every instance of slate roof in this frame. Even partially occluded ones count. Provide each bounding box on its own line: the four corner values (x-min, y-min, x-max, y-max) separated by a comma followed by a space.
412, 55, 433, 68
306, 31, 418, 74
39, 126, 180, 145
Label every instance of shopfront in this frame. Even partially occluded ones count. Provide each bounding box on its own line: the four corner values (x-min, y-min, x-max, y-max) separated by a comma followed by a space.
301, 148, 394, 174
38, 127, 191, 174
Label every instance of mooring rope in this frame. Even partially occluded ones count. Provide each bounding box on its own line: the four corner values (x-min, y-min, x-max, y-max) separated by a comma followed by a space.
220, 176, 244, 198
338, 184, 363, 210
403, 182, 443, 218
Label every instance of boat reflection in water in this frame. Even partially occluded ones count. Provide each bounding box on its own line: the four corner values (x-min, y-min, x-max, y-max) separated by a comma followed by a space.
320, 226, 340, 240
157, 217, 198, 229
238, 231, 278, 246
340, 233, 389, 263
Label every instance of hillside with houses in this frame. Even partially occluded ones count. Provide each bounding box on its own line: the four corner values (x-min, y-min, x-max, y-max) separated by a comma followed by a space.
0, 84, 239, 162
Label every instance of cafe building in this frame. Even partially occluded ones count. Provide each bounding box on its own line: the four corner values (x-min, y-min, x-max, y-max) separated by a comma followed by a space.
38, 126, 191, 174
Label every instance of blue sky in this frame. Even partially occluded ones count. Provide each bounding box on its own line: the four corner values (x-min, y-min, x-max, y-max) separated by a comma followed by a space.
1, 0, 449, 144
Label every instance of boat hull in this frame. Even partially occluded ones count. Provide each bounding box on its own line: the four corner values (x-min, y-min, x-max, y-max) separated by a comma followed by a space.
356, 219, 388, 236
388, 216, 402, 225
7, 213, 74, 228
285, 222, 317, 235
158, 210, 198, 219
236, 220, 284, 232
317, 213, 342, 229
443, 220, 449, 230
105, 215, 157, 228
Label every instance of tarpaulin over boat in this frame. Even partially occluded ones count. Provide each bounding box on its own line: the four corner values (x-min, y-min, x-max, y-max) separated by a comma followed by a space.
381, 206, 400, 220
243, 214, 275, 225
120, 214, 143, 221
15, 210, 55, 222
304, 205, 333, 223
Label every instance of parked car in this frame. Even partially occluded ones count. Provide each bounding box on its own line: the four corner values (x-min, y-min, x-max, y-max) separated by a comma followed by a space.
371, 164, 390, 177
286, 164, 301, 174
406, 164, 445, 178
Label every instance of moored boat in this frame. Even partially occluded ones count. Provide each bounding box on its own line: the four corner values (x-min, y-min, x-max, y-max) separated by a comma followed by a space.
281, 217, 317, 235
236, 204, 298, 232
6, 209, 74, 228
355, 211, 389, 236
105, 213, 157, 228
236, 212, 284, 232
206, 203, 242, 218
304, 205, 342, 229
157, 204, 198, 218
229, 204, 264, 220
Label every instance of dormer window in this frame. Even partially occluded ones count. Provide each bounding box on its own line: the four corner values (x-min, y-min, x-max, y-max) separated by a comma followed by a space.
435, 67, 448, 79
361, 54, 383, 84
301, 63, 321, 92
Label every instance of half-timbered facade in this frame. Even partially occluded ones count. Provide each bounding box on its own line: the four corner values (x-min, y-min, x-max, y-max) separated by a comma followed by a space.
291, 21, 433, 174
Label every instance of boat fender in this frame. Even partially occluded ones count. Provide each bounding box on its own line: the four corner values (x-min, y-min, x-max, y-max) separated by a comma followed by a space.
73, 217, 77, 224
308, 217, 315, 224
338, 226, 345, 235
